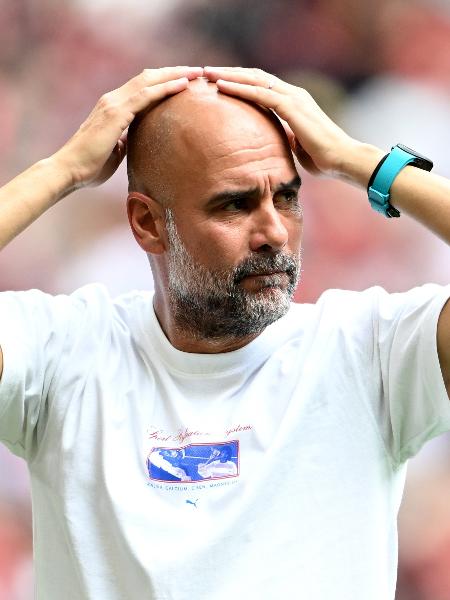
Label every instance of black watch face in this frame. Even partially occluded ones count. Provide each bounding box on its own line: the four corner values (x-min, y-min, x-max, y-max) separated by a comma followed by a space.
395, 144, 433, 171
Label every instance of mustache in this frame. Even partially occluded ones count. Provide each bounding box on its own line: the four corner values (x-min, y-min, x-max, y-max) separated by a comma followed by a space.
233, 252, 299, 284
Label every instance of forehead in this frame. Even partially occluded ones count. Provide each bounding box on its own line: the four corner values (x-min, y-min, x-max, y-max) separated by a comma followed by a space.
168, 94, 296, 198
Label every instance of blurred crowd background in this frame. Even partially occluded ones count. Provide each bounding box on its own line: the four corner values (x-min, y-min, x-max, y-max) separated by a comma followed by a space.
1, 0, 450, 598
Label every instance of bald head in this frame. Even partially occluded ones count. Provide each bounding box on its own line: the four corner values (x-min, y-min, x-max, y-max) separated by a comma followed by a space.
127, 78, 292, 204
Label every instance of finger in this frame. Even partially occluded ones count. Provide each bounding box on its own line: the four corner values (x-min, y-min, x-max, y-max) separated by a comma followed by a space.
117, 135, 127, 160
205, 66, 262, 83
113, 139, 127, 165
139, 66, 203, 85
292, 143, 321, 175
126, 77, 190, 115
216, 79, 282, 111
92, 140, 128, 186
204, 66, 247, 75
124, 66, 203, 96
205, 67, 287, 93
119, 128, 128, 145
106, 67, 202, 107
103, 67, 202, 122
279, 118, 296, 146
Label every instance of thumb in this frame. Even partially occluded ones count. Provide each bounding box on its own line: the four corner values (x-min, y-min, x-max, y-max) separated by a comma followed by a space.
279, 118, 297, 150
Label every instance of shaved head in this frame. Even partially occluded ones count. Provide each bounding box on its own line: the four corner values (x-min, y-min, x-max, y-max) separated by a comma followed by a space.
127, 78, 291, 204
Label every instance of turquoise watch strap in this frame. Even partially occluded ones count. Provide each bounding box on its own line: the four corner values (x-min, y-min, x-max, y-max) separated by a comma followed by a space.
368, 146, 418, 218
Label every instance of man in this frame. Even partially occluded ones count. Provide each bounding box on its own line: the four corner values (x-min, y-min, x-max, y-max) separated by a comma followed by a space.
197, 446, 237, 479
0, 66, 449, 599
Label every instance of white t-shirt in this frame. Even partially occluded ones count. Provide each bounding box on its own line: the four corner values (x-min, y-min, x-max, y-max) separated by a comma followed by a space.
0, 283, 449, 600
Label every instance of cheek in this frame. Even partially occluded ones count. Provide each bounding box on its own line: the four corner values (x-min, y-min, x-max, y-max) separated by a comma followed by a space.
177, 215, 303, 268
182, 222, 249, 268
288, 219, 303, 251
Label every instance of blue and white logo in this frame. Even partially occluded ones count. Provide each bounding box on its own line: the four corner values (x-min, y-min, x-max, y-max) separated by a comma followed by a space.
147, 441, 239, 483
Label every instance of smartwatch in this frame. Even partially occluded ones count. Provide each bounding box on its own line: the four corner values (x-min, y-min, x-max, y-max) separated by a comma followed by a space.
367, 144, 433, 218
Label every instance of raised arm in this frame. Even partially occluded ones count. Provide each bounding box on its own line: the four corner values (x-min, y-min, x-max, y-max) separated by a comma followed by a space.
0, 67, 203, 252
204, 66, 450, 395
0, 66, 203, 380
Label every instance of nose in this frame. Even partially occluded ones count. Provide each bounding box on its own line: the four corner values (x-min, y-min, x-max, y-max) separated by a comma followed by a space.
249, 202, 289, 253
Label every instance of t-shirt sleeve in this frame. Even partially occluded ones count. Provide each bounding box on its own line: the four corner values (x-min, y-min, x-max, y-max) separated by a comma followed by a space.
373, 284, 450, 466
0, 288, 90, 459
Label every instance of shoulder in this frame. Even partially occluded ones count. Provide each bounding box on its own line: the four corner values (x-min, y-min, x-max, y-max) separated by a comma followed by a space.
310, 284, 450, 322
282, 284, 450, 349
61, 283, 153, 325
0, 283, 153, 341
285, 287, 383, 334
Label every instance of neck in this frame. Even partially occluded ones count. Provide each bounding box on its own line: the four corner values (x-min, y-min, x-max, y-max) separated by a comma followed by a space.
152, 293, 260, 354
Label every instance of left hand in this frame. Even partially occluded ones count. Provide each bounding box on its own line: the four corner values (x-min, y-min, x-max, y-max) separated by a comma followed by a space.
204, 66, 362, 178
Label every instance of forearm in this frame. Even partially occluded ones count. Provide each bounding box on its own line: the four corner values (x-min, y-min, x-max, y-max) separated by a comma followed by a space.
340, 142, 450, 245
205, 68, 450, 245
0, 68, 203, 253
0, 154, 73, 251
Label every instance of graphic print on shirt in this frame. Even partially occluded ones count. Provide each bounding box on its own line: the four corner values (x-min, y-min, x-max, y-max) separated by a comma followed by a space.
147, 440, 240, 483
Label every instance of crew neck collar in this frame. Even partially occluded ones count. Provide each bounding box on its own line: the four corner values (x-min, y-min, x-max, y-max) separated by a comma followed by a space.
142, 296, 294, 377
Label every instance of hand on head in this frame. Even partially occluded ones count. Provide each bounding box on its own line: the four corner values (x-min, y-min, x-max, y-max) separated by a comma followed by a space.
203, 66, 357, 177
54, 67, 204, 190
55, 65, 360, 193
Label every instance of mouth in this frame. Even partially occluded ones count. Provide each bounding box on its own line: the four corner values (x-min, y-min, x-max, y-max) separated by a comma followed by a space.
243, 270, 286, 279
239, 271, 289, 290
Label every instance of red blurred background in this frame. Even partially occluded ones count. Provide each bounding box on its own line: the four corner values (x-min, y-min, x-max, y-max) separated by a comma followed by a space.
1, 1, 450, 598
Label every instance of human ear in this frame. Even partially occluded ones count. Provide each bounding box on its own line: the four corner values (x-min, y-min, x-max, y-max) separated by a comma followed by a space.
127, 192, 167, 254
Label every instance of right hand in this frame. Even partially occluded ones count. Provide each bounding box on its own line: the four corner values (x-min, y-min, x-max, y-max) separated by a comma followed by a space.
53, 67, 203, 190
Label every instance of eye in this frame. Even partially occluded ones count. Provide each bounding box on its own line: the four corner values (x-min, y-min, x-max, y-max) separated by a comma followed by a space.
222, 197, 249, 212
275, 190, 299, 206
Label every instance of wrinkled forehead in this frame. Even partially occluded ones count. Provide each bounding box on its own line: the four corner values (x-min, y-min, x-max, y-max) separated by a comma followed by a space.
168, 80, 287, 154
149, 81, 285, 147
128, 79, 293, 198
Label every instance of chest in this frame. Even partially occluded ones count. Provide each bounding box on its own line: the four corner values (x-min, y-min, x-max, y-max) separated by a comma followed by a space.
38, 346, 388, 509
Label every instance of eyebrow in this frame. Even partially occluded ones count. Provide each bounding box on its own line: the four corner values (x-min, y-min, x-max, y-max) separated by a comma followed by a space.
204, 174, 302, 208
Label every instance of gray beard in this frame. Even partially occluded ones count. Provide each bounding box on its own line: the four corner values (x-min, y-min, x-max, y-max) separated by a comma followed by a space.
165, 208, 302, 341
